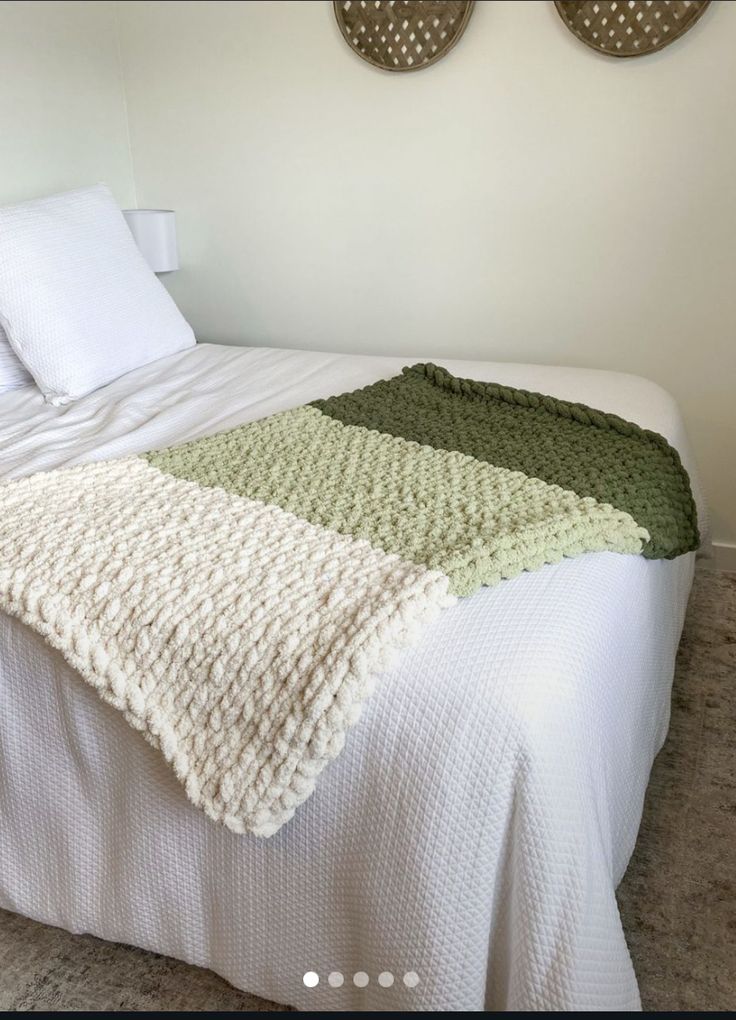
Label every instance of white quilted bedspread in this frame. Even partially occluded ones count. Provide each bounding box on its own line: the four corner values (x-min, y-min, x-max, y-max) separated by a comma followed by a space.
0, 344, 701, 1011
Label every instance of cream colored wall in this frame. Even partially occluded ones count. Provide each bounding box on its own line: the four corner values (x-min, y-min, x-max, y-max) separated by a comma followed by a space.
116, 0, 736, 549
6, 0, 734, 550
0, 0, 135, 207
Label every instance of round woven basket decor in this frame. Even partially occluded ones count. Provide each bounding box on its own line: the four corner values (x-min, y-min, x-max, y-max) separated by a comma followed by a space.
555, 0, 711, 58
334, 0, 475, 72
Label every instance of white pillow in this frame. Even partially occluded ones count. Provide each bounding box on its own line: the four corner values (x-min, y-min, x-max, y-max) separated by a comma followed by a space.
0, 322, 33, 392
0, 184, 194, 405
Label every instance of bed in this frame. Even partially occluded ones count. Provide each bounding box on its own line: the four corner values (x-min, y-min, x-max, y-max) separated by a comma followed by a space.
0, 342, 705, 1011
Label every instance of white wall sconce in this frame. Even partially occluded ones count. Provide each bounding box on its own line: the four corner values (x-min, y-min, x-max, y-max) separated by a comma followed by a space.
123, 208, 179, 273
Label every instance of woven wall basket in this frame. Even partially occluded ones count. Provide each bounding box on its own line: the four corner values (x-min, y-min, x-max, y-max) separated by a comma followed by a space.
555, 1, 711, 58
334, 0, 475, 72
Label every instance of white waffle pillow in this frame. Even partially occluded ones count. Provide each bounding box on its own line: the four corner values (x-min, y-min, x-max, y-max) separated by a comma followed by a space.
0, 185, 194, 405
0, 323, 33, 392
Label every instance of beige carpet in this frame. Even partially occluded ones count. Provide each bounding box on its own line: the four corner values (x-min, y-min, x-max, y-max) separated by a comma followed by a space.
0, 568, 733, 1011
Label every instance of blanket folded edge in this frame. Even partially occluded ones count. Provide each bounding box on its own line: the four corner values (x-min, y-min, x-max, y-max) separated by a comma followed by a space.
0, 457, 457, 838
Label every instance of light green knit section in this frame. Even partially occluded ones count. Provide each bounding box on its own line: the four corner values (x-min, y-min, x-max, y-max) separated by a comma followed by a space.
145, 406, 649, 596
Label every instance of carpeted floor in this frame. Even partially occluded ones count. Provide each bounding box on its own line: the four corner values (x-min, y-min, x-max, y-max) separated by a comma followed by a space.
0, 568, 733, 1011
616, 568, 736, 1011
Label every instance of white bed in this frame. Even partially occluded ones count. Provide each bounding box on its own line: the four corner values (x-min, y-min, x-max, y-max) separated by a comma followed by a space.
0, 343, 704, 1011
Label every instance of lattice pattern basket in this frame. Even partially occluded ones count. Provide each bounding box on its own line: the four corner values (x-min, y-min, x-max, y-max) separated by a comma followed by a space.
555, 0, 711, 58
334, 0, 475, 72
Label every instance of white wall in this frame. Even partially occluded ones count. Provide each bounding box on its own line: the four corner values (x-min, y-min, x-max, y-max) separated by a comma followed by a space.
5, 0, 734, 552
0, 0, 135, 207
116, 0, 736, 550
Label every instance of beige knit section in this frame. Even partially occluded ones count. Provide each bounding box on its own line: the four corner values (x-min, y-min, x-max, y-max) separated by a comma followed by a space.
0, 458, 454, 836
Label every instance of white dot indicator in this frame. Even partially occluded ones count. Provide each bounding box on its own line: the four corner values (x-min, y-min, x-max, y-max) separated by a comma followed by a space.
328, 971, 344, 987
303, 971, 319, 987
403, 971, 420, 988
378, 971, 394, 987
353, 971, 369, 987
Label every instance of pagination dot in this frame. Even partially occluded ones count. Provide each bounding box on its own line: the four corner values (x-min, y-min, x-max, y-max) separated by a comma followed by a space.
353, 971, 369, 987
303, 971, 319, 987
403, 970, 420, 988
328, 971, 344, 987
378, 971, 394, 987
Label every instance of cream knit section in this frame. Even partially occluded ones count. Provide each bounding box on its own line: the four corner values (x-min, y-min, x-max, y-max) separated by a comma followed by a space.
0, 458, 454, 836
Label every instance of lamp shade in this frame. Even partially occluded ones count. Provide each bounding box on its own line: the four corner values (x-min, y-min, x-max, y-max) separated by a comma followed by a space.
123, 208, 179, 273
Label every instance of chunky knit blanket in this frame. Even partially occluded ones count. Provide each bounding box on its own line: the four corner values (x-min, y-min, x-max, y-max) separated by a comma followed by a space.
0, 364, 698, 836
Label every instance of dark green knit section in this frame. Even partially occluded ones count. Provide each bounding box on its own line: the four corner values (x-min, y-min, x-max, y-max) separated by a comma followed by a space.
311, 363, 699, 560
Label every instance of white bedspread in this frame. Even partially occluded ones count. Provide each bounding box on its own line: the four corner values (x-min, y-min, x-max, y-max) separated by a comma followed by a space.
0, 344, 702, 1011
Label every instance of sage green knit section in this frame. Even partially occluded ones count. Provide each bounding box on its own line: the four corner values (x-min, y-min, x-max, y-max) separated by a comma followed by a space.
312, 363, 699, 560
144, 405, 647, 597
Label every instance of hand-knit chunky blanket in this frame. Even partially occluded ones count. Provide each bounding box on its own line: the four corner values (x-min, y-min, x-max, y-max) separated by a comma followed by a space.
0, 364, 698, 836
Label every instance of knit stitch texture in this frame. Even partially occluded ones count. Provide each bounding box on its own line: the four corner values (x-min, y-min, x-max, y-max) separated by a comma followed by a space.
313, 363, 699, 559
146, 405, 648, 596
0, 458, 453, 836
0, 364, 698, 835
